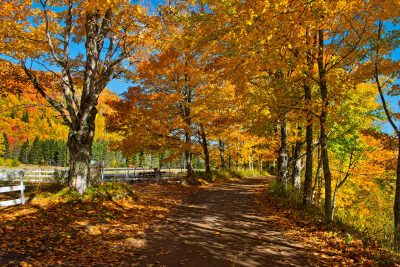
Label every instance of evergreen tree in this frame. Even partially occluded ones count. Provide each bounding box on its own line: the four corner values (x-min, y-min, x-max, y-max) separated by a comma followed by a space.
28, 136, 40, 164
2, 133, 10, 159
41, 140, 53, 165
19, 139, 30, 163
0, 135, 5, 158
11, 143, 20, 160
51, 140, 68, 166
92, 141, 108, 162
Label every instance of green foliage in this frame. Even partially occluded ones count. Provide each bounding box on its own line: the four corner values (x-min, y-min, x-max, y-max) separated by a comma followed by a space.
2, 133, 10, 159
194, 169, 270, 182
233, 169, 270, 178
28, 136, 41, 164
91, 140, 127, 167
82, 183, 137, 201
18, 139, 30, 163
44, 183, 137, 203
0, 157, 21, 167
335, 178, 394, 248
194, 170, 232, 182
267, 180, 304, 209
0, 134, 5, 157
53, 169, 68, 183
21, 110, 29, 123
51, 187, 81, 201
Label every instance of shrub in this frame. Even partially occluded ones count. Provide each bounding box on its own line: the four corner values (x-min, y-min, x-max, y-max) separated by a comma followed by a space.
193, 169, 271, 182
267, 180, 303, 209
0, 158, 21, 167
53, 169, 68, 183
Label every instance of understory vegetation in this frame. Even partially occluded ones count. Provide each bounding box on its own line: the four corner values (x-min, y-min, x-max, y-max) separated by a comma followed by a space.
268, 178, 395, 249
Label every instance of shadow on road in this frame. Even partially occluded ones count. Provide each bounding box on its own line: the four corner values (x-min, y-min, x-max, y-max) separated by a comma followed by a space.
136, 177, 314, 266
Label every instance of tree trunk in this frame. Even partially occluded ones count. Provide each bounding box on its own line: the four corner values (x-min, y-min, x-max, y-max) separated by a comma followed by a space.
199, 124, 211, 174
312, 147, 323, 206
278, 117, 289, 186
218, 139, 226, 170
394, 138, 400, 247
331, 185, 338, 221
303, 83, 314, 205
185, 131, 194, 177
317, 29, 333, 223
67, 109, 96, 194
292, 127, 303, 189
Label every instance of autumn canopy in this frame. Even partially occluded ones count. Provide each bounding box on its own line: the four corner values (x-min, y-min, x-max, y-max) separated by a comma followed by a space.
1, 0, 400, 251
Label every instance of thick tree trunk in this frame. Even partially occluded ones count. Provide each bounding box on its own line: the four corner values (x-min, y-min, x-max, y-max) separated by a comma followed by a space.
317, 29, 333, 223
67, 109, 96, 194
292, 128, 303, 189
278, 117, 289, 186
68, 138, 91, 194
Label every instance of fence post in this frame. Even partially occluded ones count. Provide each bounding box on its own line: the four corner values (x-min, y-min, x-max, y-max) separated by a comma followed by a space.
100, 161, 104, 184
19, 171, 25, 205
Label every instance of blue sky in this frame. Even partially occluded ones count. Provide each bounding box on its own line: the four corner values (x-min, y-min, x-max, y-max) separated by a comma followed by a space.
105, 0, 164, 94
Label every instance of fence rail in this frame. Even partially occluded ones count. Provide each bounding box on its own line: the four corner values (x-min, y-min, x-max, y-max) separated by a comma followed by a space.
0, 171, 26, 207
0, 167, 187, 183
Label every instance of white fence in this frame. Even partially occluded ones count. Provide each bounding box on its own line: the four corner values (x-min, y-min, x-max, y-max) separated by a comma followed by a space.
0, 171, 26, 207
0, 168, 187, 183
101, 168, 186, 182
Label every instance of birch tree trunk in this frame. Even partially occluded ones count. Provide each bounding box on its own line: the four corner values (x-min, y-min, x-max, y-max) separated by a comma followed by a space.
278, 117, 289, 186
292, 128, 303, 189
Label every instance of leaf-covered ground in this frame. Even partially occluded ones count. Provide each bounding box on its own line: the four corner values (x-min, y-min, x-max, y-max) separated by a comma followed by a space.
0, 182, 193, 266
2, 177, 399, 266
258, 181, 400, 266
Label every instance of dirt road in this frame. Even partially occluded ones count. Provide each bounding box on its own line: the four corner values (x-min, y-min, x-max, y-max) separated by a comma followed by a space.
135, 177, 313, 266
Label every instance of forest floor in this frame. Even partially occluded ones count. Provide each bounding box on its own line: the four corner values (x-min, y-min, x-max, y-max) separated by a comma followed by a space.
0, 176, 399, 266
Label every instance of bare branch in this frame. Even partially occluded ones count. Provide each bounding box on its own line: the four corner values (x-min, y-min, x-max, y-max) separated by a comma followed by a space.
21, 61, 72, 128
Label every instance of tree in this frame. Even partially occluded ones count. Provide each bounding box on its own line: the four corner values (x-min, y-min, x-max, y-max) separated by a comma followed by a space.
0, 134, 5, 158
2, 133, 10, 159
28, 136, 40, 165
368, 18, 400, 246
1, 0, 152, 193
19, 139, 30, 163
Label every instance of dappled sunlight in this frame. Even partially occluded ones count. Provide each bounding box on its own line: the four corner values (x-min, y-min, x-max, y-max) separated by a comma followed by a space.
0, 184, 191, 265
136, 177, 313, 266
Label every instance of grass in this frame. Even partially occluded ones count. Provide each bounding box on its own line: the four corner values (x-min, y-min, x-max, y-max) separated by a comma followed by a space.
193, 169, 271, 183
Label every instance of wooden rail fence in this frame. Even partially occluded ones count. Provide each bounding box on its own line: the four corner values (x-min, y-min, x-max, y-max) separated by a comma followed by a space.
0, 168, 187, 183
0, 171, 26, 207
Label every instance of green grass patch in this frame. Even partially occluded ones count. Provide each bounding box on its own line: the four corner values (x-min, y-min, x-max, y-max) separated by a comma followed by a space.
27, 182, 138, 202
193, 169, 270, 183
